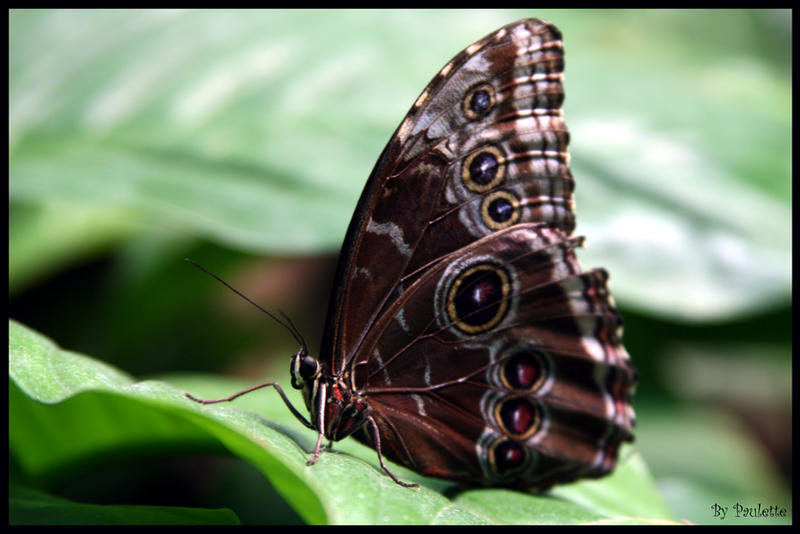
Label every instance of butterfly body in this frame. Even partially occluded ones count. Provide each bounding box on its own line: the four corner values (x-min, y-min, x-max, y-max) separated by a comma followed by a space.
189, 17, 636, 491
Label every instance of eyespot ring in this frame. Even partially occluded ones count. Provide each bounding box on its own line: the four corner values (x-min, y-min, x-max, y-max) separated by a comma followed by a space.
497, 350, 550, 394
487, 436, 532, 477
446, 263, 511, 334
462, 146, 505, 193
463, 83, 496, 120
481, 190, 520, 230
493, 396, 542, 439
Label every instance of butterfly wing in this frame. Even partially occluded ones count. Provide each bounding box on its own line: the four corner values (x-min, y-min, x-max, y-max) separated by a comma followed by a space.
320, 19, 574, 374
319, 18, 636, 489
350, 223, 636, 488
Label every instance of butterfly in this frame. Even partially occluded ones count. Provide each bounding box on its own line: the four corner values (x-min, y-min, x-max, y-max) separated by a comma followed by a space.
186, 17, 637, 491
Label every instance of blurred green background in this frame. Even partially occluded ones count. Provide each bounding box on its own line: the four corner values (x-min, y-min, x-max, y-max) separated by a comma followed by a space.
9, 9, 791, 524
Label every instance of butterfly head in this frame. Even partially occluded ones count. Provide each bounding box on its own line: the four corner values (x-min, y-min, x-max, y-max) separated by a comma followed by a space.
289, 346, 371, 441
290, 348, 320, 390
290, 348, 326, 432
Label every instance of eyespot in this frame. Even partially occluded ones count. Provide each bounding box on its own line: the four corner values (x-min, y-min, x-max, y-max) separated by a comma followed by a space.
463, 83, 495, 120
488, 436, 531, 477
447, 263, 510, 334
499, 351, 550, 393
481, 190, 520, 230
462, 146, 505, 192
494, 397, 541, 438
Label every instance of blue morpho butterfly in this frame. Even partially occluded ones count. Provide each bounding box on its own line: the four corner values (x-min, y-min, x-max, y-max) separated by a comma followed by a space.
185, 18, 636, 490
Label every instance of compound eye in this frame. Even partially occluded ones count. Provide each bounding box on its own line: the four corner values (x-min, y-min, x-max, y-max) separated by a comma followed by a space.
291, 352, 320, 389
299, 355, 320, 381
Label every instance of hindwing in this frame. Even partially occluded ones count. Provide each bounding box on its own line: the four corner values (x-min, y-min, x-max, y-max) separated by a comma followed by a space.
348, 224, 636, 488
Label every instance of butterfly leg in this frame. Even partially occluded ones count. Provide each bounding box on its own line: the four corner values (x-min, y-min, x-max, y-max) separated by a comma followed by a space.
307, 382, 327, 466
184, 382, 315, 430
307, 430, 325, 466
368, 416, 419, 488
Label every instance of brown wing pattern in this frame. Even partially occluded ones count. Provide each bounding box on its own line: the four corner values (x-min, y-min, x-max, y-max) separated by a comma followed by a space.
321, 19, 574, 373
352, 224, 636, 488
320, 18, 636, 489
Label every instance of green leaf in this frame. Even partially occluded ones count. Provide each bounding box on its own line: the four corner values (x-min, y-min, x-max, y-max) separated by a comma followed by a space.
10, 486, 240, 525
636, 407, 792, 525
10, 320, 671, 524
9, 10, 791, 320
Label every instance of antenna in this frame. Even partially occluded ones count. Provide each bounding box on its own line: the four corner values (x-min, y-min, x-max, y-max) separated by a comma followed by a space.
184, 258, 307, 351
278, 308, 308, 355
